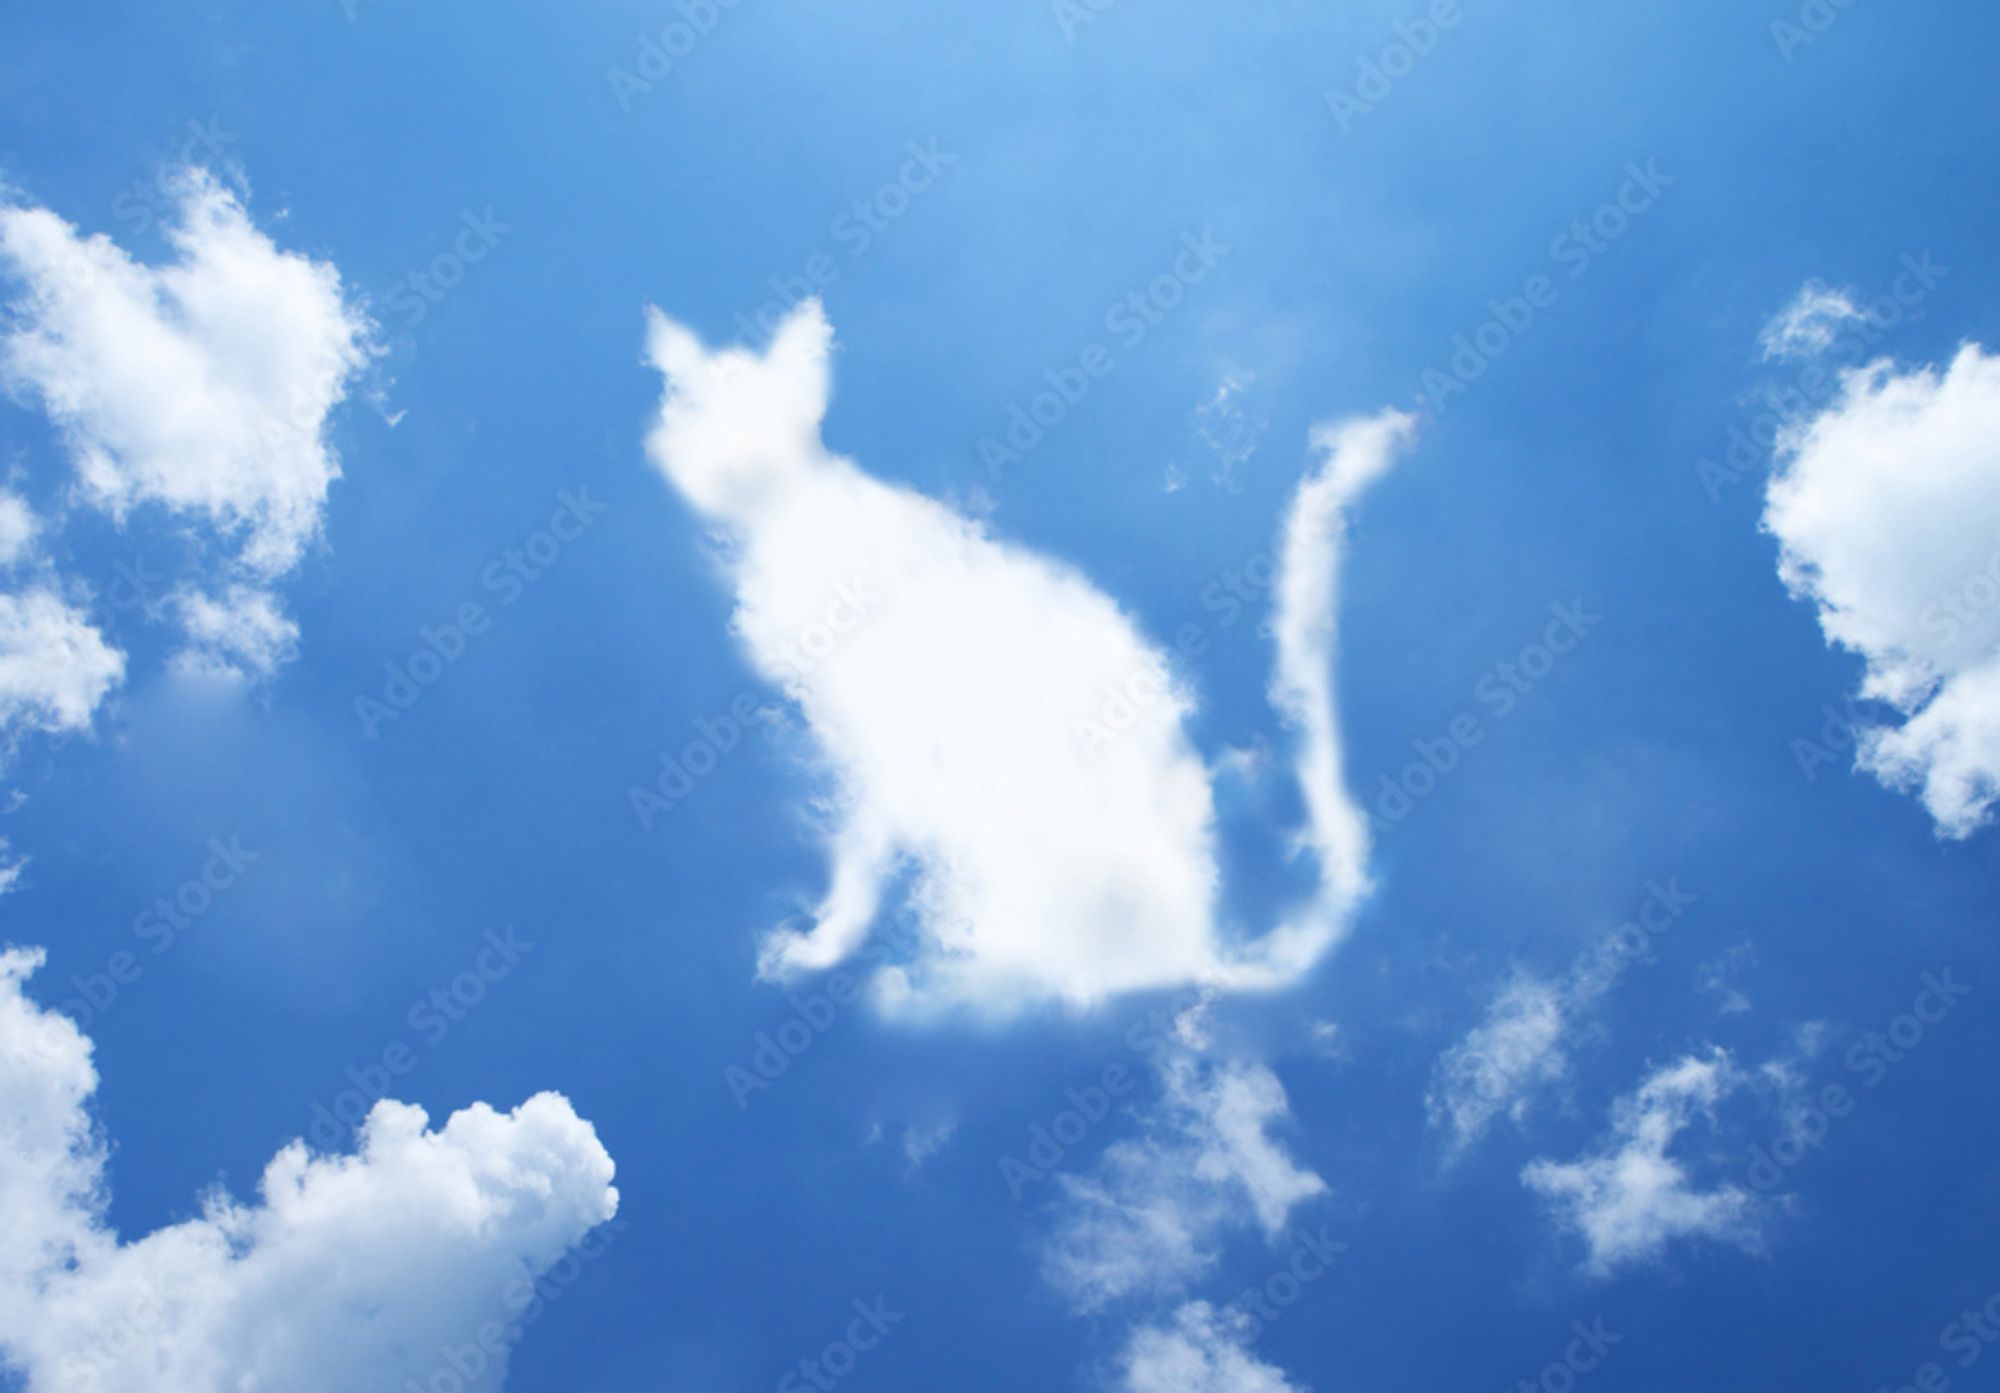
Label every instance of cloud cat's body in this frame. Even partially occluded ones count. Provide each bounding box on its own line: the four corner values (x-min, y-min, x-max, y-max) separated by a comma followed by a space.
644, 300, 1409, 1014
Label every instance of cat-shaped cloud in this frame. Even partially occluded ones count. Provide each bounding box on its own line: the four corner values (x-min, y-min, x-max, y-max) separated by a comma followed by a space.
644, 299, 1409, 1015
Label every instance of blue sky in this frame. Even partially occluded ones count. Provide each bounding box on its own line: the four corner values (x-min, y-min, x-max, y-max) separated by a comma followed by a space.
2, 2, 1999, 1391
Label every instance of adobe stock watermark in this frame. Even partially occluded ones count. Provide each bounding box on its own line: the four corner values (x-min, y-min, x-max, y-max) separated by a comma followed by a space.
1874, 1284, 2000, 1393
1231, 1226, 1348, 1339
1695, 251, 1949, 502
606, 0, 748, 111
1074, 539, 1280, 756
1787, 532, 2000, 778
629, 577, 878, 830
1416, 161, 1672, 415
1323, 0, 1464, 135
1745, 968, 1971, 1191
1918, 533, 2000, 648
1372, 600, 1602, 827
1434, 877, 1698, 1141
58, 836, 259, 1029
1571, 876, 1700, 986
381, 209, 511, 328
1789, 694, 1873, 784
997, 988, 1207, 1199
110, 120, 239, 234
1505, 1319, 1625, 1393
303, 926, 536, 1150
728, 139, 956, 348
723, 911, 923, 1109
94, 554, 208, 626
776, 1297, 904, 1392
405, 1217, 627, 1393
1050, 0, 1121, 42
355, 487, 607, 739
976, 231, 1232, 482
54, 1275, 177, 1386
1770, 0, 1870, 65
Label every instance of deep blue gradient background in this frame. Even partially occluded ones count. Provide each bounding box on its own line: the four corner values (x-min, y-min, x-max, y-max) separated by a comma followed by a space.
2, 2, 1997, 1389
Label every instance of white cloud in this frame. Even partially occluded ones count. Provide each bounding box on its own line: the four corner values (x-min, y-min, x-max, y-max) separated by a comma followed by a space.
0, 588, 124, 740
0, 945, 619, 1393
0, 166, 370, 678
1119, 1302, 1305, 1393
1260, 409, 1412, 983
1427, 879, 1698, 1159
1192, 374, 1266, 491
900, 1119, 956, 1169
1759, 282, 1865, 362
641, 299, 1407, 1013
1304, 1018, 1347, 1065
1760, 333, 2000, 835
0, 492, 38, 566
1521, 1049, 1762, 1276
171, 584, 300, 679
1695, 942, 1756, 1016
1042, 1056, 1324, 1313
1426, 972, 1572, 1161
0, 482, 122, 749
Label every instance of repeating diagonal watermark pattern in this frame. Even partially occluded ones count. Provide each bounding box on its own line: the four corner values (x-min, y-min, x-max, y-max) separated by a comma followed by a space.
728, 140, 957, 350
382, 209, 512, 329
355, 488, 607, 739
1745, 968, 1971, 1191
976, 231, 1232, 482
1696, 251, 1950, 503
1323, 0, 1466, 135
57, 837, 259, 1028
304, 925, 536, 1150
1417, 161, 1672, 415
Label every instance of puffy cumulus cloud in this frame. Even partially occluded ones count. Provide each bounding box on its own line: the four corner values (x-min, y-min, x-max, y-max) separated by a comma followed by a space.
0, 946, 619, 1393
1042, 1056, 1325, 1313
1761, 336, 2000, 836
1119, 1302, 1305, 1393
0, 166, 370, 679
0, 588, 124, 741
641, 298, 1407, 1013
1522, 1049, 1762, 1276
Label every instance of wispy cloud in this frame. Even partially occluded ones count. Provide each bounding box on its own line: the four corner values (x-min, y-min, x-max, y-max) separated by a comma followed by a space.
1522, 1049, 1764, 1276
1427, 879, 1698, 1159
1041, 1054, 1325, 1313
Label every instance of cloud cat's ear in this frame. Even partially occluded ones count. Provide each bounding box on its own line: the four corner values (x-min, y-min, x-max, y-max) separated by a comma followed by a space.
763, 296, 834, 429
643, 304, 711, 393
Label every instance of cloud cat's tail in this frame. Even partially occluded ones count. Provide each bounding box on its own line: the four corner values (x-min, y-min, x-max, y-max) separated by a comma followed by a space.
1209, 408, 1414, 990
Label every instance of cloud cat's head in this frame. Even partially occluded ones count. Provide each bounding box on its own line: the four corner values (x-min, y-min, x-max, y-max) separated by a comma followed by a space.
642, 298, 835, 527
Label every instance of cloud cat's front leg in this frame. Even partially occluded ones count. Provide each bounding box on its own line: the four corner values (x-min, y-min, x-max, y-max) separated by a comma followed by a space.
756, 806, 898, 981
